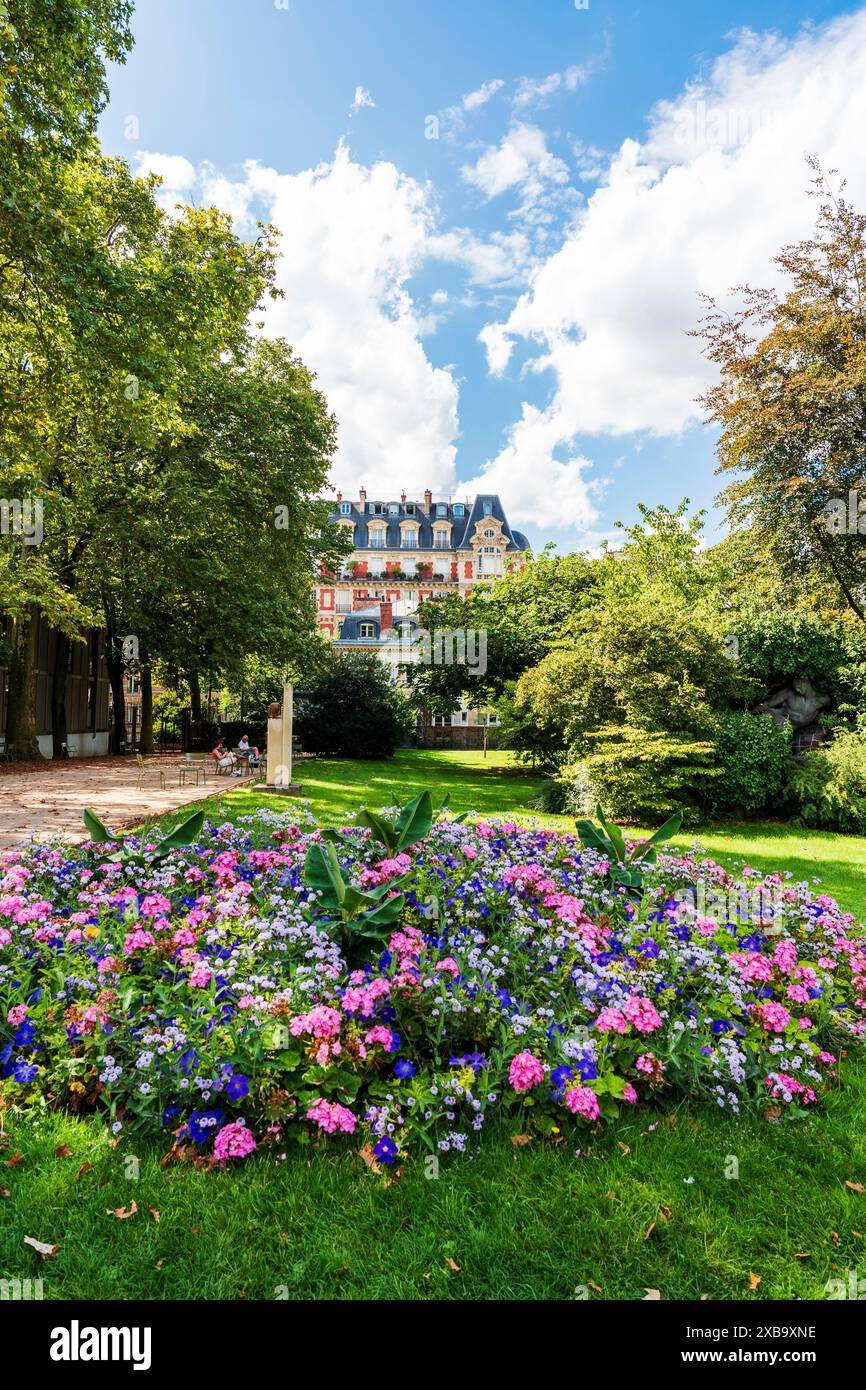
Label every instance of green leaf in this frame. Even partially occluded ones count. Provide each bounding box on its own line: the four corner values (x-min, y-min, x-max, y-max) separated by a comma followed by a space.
632, 811, 683, 861
152, 809, 205, 857
82, 807, 116, 843
303, 841, 346, 910
395, 790, 433, 850
357, 806, 399, 855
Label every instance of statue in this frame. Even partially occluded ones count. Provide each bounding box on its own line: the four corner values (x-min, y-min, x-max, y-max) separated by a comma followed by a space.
752, 676, 831, 756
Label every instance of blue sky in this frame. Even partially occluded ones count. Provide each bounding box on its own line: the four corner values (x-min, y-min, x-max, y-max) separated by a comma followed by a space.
99, 0, 866, 555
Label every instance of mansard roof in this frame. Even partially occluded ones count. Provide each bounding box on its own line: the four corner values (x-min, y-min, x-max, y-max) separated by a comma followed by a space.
328, 494, 529, 553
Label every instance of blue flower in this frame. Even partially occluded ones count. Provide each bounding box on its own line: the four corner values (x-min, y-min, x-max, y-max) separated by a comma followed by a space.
13, 1061, 39, 1083
225, 1073, 250, 1101
373, 1135, 399, 1163
394, 1059, 415, 1079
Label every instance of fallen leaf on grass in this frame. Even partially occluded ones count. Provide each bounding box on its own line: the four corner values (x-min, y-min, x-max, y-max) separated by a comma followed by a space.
644, 1222, 656, 1241
643, 1288, 661, 1300
74, 1162, 93, 1182
511, 1133, 532, 1147
831, 1231, 840, 1247
0, 1186, 10, 1198
618, 1141, 631, 1155
588, 1280, 602, 1293
748, 1271, 762, 1291
23, 1235, 58, 1259
154, 1260, 164, 1270
5, 1151, 23, 1168
148, 1208, 160, 1222
844, 1181, 865, 1194
358, 1143, 381, 1174
107, 1200, 137, 1219
445, 1256, 461, 1272
793, 1253, 812, 1260
763, 1107, 782, 1121
54, 1145, 73, 1159
658, 1204, 673, 1222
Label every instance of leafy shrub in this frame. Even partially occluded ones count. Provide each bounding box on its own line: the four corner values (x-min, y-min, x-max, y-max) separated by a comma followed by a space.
295, 651, 415, 758
581, 725, 720, 823
787, 730, 866, 834
708, 713, 792, 817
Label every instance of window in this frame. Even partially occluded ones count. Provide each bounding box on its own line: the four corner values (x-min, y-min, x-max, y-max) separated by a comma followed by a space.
405, 502, 415, 514
359, 622, 376, 639
339, 501, 351, 515
435, 528, 449, 548
389, 503, 399, 515
482, 500, 493, 516
369, 526, 385, 548
483, 528, 496, 538
402, 530, 417, 548
453, 503, 464, 517
436, 503, 447, 517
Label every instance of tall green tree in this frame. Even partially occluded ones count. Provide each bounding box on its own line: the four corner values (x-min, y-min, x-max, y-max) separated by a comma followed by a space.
696, 161, 866, 624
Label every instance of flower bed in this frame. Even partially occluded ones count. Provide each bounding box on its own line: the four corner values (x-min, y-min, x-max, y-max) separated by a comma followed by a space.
1, 808, 863, 1165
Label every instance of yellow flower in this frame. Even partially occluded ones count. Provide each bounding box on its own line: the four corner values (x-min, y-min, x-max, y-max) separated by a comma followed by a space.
69, 1081, 85, 1094
84, 927, 100, 939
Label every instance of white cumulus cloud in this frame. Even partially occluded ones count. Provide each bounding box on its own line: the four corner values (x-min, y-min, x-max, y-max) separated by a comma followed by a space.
475, 7, 866, 521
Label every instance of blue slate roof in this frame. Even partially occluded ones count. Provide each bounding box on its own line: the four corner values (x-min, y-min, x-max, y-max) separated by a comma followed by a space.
328, 494, 528, 553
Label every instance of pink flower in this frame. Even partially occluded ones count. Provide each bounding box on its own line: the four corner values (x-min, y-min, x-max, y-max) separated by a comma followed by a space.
213, 1121, 257, 1161
624, 995, 663, 1033
123, 929, 156, 955
509, 1051, 545, 1092
189, 965, 212, 988
435, 957, 460, 978
623, 1083, 638, 1104
139, 893, 172, 918
7, 1003, 28, 1027
290, 1005, 342, 1039
364, 1025, 393, 1048
306, 1098, 356, 1134
595, 1008, 628, 1035
564, 1086, 600, 1121
755, 1000, 791, 1032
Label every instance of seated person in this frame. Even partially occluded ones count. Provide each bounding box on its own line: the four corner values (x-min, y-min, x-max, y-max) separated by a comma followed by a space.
210, 739, 237, 770
237, 734, 260, 759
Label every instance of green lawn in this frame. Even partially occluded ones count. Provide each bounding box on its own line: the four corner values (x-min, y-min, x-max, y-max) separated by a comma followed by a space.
3, 750, 865, 1301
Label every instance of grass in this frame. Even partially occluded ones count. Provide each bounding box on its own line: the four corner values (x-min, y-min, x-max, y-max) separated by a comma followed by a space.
3, 749, 865, 1300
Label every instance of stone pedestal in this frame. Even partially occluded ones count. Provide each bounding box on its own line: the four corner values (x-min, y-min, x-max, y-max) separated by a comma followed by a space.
261, 684, 302, 796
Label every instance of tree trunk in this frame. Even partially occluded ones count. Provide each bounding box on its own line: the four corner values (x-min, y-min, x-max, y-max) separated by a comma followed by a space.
189, 670, 202, 723
139, 662, 154, 755
106, 654, 126, 755
4, 609, 43, 761
50, 630, 71, 758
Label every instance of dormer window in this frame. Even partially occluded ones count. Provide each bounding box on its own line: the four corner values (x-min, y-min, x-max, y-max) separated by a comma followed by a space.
435, 528, 449, 548
482, 500, 493, 516
340, 501, 351, 515
359, 622, 376, 639
436, 503, 447, 517
369, 524, 386, 548
453, 504, 464, 517
483, 528, 496, 539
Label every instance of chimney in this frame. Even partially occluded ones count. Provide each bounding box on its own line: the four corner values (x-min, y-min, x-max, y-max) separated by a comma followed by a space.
358, 485, 366, 508
424, 488, 433, 510
401, 490, 406, 503
336, 490, 342, 503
